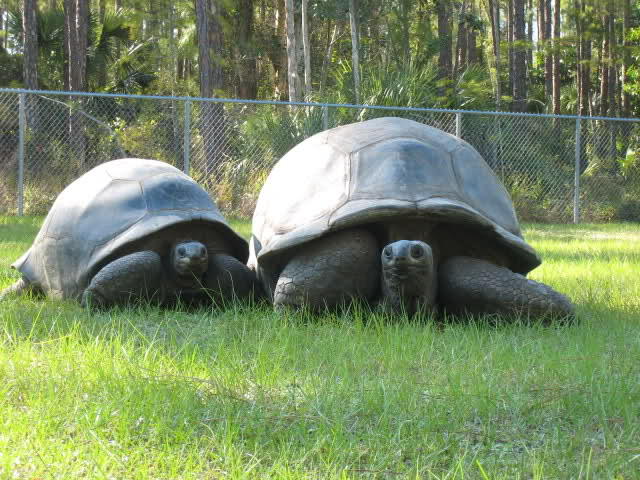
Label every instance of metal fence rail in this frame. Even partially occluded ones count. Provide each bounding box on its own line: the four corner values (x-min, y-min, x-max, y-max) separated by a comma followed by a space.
1, 88, 639, 223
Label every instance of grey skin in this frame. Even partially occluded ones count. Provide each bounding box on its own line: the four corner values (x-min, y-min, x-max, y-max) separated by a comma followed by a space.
81, 240, 208, 307
1, 158, 257, 308
381, 234, 573, 318
269, 224, 573, 319
4, 235, 255, 308
249, 117, 575, 321
380, 240, 436, 315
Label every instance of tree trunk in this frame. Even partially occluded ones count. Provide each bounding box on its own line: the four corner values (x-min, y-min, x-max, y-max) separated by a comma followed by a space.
63, 0, 73, 91
599, 12, 610, 117
168, 5, 177, 87
22, 0, 39, 134
22, 0, 38, 90
294, 6, 304, 96
398, 0, 410, 63
320, 21, 338, 94
301, 0, 311, 101
64, 0, 88, 92
622, 0, 631, 117
513, 0, 527, 112
576, 0, 590, 117
537, 0, 546, 90
237, 0, 257, 99
77, 0, 88, 90
537, 0, 545, 47
507, 0, 514, 102
552, 0, 561, 115
581, 27, 591, 117
1, 0, 7, 50
349, 0, 361, 104
606, 1, 616, 117
436, 0, 452, 94
527, 0, 533, 75
544, 0, 552, 99
284, 0, 299, 102
195, 0, 226, 178
270, 0, 288, 100
467, 26, 478, 65
63, 0, 89, 169
488, 0, 501, 108
455, 1, 468, 74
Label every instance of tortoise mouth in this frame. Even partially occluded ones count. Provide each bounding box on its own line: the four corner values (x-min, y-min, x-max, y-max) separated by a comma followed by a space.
172, 241, 209, 280
383, 264, 432, 281
175, 260, 208, 278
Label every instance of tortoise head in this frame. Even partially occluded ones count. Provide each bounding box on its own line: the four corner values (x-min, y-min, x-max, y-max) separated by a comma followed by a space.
171, 241, 209, 280
381, 240, 437, 314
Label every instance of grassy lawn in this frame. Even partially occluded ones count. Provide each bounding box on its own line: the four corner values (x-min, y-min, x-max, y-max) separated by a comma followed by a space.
1, 216, 639, 478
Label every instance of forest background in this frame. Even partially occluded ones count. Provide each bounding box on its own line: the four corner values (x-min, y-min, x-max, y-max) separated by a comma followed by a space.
1, 0, 640, 223
2, 0, 640, 116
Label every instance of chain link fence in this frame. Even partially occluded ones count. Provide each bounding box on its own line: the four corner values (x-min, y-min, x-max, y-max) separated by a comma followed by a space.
1, 88, 640, 223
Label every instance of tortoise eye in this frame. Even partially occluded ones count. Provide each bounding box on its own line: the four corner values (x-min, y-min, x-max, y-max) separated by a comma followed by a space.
200, 246, 207, 257
383, 247, 393, 258
410, 244, 424, 258
177, 246, 186, 256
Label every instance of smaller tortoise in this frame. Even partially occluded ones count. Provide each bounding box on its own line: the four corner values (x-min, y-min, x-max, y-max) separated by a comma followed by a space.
1, 158, 256, 307
248, 117, 574, 320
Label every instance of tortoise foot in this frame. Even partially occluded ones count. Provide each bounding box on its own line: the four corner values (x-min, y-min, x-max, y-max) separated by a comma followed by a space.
273, 228, 379, 310
82, 251, 164, 308
203, 254, 262, 304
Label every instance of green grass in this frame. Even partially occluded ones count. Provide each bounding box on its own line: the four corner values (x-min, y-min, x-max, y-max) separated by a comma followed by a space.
1, 216, 639, 478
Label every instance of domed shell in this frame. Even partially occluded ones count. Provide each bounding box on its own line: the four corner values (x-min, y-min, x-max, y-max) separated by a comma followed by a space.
13, 158, 248, 299
250, 117, 540, 275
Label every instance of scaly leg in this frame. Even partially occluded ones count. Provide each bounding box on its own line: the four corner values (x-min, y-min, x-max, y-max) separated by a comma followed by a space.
81, 251, 164, 308
438, 256, 575, 322
203, 253, 262, 303
273, 228, 379, 310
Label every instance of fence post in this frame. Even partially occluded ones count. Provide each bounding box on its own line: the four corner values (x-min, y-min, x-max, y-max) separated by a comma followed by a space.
455, 112, 462, 138
322, 104, 329, 130
183, 100, 192, 175
17, 93, 26, 216
573, 118, 581, 224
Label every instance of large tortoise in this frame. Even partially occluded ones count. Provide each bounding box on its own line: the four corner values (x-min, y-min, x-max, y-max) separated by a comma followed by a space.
1, 158, 256, 307
248, 117, 574, 320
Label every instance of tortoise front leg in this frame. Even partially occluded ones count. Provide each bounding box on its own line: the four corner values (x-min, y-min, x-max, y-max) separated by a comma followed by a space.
273, 228, 379, 310
438, 256, 575, 322
203, 254, 261, 303
81, 251, 164, 308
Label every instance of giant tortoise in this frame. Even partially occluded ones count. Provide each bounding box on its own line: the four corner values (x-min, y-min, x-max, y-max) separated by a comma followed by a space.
1, 158, 256, 307
248, 117, 574, 320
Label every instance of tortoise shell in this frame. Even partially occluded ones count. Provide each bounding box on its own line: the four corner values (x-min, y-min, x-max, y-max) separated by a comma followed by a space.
249, 117, 539, 275
14, 158, 248, 299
